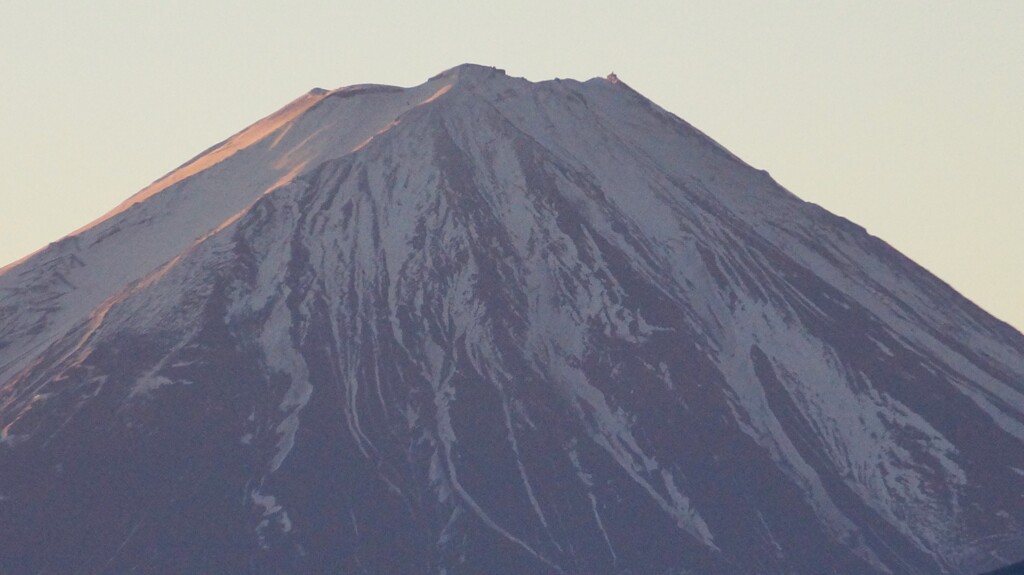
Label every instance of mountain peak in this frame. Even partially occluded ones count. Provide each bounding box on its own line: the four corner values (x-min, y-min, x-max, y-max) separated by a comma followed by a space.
431, 62, 507, 81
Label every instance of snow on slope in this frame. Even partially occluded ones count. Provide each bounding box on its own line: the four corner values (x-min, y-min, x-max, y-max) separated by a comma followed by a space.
0, 72, 457, 384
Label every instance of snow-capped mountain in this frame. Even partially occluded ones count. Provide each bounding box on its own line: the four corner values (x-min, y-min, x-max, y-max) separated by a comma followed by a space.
1, 64, 1022, 574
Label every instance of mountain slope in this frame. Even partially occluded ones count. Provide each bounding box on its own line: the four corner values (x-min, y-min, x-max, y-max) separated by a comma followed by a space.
985, 560, 1024, 575
1, 64, 1023, 574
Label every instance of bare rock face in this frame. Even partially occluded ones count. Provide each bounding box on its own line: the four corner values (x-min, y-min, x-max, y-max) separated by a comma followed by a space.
1, 64, 1023, 574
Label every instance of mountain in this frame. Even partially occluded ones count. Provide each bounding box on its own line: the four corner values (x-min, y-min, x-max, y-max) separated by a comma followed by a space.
1, 64, 1022, 575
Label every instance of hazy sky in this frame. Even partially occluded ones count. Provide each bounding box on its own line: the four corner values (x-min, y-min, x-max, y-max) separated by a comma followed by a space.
1, 1, 1021, 331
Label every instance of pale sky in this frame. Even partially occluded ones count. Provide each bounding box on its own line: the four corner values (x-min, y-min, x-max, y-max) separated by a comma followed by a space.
1, 1, 1021, 331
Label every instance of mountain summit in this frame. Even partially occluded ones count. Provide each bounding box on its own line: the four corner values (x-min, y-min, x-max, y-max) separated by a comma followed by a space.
1, 65, 1023, 574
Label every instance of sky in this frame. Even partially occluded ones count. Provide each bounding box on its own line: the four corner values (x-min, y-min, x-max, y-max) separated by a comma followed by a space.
1, 1, 1021, 331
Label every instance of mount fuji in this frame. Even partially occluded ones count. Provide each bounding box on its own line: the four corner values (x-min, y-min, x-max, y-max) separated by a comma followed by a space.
1, 64, 1023, 574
